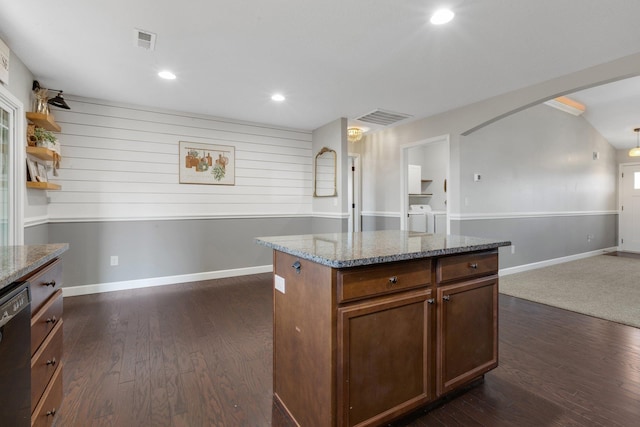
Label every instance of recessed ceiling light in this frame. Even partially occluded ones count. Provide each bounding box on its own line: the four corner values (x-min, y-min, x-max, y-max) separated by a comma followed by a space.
271, 93, 285, 102
430, 9, 454, 25
158, 70, 176, 80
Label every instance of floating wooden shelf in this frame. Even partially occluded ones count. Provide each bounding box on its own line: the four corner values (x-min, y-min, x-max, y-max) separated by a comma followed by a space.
26, 112, 61, 132
421, 180, 433, 183
26, 146, 56, 161
27, 181, 61, 190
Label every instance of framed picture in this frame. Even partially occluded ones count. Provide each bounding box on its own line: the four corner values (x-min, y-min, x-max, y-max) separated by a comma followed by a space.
26, 158, 38, 181
179, 141, 235, 185
36, 162, 48, 182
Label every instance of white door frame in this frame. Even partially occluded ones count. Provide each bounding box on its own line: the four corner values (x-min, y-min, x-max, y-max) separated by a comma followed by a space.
618, 162, 640, 252
400, 134, 450, 232
348, 153, 361, 232
0, 84, 25, 245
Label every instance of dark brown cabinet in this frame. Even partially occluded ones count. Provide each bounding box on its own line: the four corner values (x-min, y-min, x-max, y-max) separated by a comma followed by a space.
21, 258, 64, 427
436, 277, 498, 395
273, 248, 499, 427
338, 288, 434, 427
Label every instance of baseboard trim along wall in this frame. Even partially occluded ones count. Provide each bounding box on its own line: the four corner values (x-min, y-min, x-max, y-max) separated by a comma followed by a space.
62, 246, 620, 297
499, 247, 618, 277
62, 264, 274, 297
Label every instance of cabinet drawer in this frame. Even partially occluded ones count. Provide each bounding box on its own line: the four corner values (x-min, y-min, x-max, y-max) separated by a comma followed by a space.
338, 259, 431, 303
31, 362, 63, 427
28, 259, 62, 314
436, 251, 497, 284
31, 289, 63, 356
31, 319, 63, 413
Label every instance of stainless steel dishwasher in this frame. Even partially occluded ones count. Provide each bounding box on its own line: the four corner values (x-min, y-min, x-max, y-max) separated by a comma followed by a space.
0, 281, 31, 426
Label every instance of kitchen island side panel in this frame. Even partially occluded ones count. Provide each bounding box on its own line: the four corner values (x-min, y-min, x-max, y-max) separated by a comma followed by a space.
273, 251, 336, 426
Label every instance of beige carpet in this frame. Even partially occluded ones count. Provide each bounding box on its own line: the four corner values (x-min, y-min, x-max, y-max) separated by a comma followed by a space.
500, 255, 640, 328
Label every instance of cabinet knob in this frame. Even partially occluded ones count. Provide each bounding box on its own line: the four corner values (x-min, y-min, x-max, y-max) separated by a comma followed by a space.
388, 276, 398, 285
46, 409, 57, 417
443, 295, 451, 302
469, 263, 478, 269
292, 260, 301, 274
46, 316, 57, 324
43, 280, 56, 287
46, 358, 57, 366
427, 298, 435, 304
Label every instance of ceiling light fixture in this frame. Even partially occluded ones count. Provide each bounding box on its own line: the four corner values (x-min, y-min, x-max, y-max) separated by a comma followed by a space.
271, 93, 285, 102
158, 70, 176, 80
543, 96, 586, 116
430, 9, 455, 25
630, 128, 640, 157
347, 127, 363, 143
32, 80, 71, 111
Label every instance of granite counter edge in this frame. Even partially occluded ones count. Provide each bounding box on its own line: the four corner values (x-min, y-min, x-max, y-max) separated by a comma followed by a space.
255, 239, 511, 268
0, 244, 69, 291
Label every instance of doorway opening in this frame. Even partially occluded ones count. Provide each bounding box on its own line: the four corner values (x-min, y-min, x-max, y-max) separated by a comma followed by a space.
400, 135, 450, 233
348, 153, 361, 233
619, 162, 640, 252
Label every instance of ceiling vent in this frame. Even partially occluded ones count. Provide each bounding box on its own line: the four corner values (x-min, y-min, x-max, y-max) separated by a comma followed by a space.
355, 109, 413, 126
133, 29, 157, 50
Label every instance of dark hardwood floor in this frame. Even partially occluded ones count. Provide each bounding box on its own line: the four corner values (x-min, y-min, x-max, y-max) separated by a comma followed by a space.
58, 273, 640, 426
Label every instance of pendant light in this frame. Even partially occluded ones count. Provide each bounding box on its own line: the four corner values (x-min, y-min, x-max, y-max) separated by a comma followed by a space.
630, 128, 640, 157
347, 127, 363, 143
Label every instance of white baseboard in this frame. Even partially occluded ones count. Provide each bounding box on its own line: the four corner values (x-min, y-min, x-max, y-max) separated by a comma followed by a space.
499, 247, 618, 277
62, 265, 273, 297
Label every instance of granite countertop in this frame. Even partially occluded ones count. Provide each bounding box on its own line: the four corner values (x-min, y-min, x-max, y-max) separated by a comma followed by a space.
256, 230, 511, 268
0, 244, 69, 291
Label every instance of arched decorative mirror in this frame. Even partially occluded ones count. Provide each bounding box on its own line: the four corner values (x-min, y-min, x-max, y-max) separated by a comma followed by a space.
314, 147, 337, 197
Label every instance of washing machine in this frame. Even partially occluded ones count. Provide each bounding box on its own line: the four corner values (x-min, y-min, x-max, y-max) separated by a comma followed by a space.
408, 205, 431, 232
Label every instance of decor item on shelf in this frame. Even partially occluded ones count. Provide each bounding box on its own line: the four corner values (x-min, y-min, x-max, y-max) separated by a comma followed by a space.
347, 127, 363, 143
27, 123, 36, 146
33, 85, 49, 114
32, 80, 71, 110
630, 128, 640, 157
33, 126, 58, 150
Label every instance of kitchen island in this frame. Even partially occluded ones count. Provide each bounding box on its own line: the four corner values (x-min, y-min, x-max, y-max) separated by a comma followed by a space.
256, 230, 511, 427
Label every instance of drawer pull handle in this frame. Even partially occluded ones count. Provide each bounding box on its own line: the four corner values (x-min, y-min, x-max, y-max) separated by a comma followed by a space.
46, 358, 57, 366
389, 276, 398, 285
469, 263, 478, 269
43, 280, 56, 287
292, 260, 301, 274
46, 316, 57, 324
427, 298, 435, 304
443, 295, 451, 302
46, 409, 57, 417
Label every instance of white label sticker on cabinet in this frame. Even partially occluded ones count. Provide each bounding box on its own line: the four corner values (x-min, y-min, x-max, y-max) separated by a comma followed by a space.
275, 274, 286, 294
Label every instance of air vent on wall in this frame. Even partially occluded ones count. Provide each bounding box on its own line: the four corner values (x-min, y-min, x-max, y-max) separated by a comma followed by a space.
355, 109, 413, 126
133, 28, 157, 50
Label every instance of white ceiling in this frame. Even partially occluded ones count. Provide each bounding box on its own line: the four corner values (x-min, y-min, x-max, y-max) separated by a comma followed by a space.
2, 1, 640, 147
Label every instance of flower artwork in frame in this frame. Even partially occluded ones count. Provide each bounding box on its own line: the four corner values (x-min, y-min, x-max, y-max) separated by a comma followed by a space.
179, 141, 235, 185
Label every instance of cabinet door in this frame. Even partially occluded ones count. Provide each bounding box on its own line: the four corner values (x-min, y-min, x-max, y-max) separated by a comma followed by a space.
338, 288, 435, 427
436, 276, 498, 396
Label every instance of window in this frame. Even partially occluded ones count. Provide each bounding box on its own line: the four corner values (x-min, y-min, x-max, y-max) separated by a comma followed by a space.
0, 85, 24, 245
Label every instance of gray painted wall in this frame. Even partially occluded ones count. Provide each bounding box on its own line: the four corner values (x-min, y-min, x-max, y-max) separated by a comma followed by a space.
362, 215, 400, 231
48, 217, 314, 287
24, 223, 48, 244
362, 95, 618, 265
460, 104, 617, 214
457, 214, 617, 269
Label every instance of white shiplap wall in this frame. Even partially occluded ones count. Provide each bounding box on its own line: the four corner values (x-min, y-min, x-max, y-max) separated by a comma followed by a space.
46, 97, 313, 221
